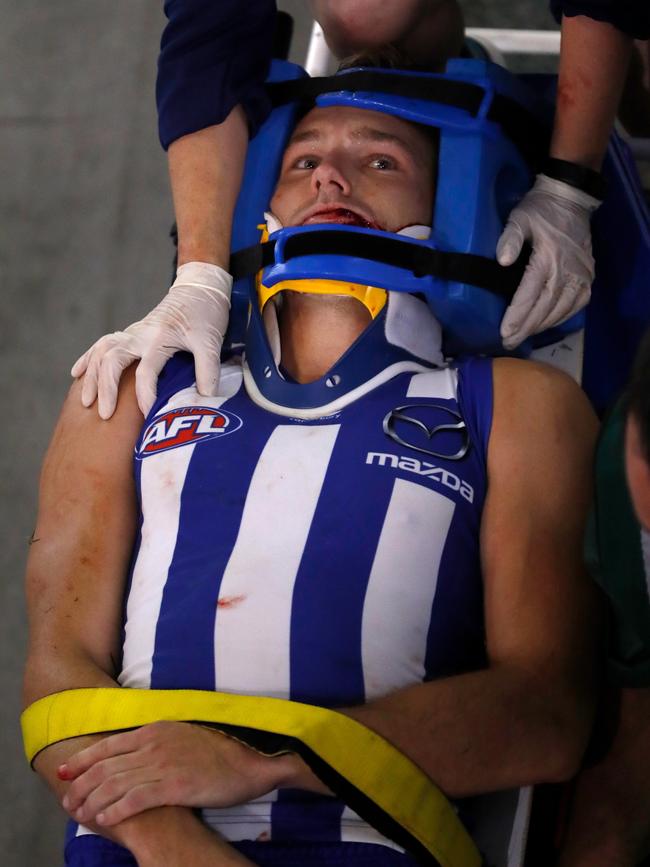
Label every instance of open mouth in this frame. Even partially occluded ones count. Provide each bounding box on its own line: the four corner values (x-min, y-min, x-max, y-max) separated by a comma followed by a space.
302, 208, 382, 230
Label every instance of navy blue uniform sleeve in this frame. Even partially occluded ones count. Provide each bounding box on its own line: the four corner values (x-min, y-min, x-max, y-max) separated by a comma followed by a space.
157, 0, 276, 150
550, 0, 650, 39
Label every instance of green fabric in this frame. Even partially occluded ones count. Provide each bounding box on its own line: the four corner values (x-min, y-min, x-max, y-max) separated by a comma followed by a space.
586, 401, 650, 687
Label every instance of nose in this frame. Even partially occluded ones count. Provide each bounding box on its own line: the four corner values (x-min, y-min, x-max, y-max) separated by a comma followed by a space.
310, 157, 351, 196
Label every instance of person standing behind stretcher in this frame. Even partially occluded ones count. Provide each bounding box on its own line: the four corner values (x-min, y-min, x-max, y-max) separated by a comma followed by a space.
557, 331, 650, 867
71, 0, 650, 419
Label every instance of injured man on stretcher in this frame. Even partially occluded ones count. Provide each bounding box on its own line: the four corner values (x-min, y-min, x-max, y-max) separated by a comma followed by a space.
23, 100, 601, 867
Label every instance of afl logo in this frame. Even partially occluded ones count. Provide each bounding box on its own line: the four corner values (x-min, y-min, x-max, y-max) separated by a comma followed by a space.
136, 406, 242, 459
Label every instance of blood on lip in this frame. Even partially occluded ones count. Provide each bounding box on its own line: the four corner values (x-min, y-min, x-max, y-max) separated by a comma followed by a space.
304, 208, 381, 230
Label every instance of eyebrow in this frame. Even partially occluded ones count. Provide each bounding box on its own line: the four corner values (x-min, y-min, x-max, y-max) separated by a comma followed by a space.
288, 125, 411, 149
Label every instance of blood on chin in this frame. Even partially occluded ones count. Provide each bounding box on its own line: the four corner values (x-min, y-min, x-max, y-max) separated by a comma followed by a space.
299, 210, 422, 235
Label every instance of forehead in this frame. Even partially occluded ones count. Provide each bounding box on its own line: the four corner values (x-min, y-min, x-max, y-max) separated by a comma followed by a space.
288, 105, 430, 151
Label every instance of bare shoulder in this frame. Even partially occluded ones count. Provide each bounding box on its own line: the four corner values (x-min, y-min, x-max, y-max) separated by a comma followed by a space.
48, 364, 142, 473
492, 356, 596, 418
488, 357, 599, 515
37, 365, 143, 525
491, 357, 598, 448
63, 363, 141, 430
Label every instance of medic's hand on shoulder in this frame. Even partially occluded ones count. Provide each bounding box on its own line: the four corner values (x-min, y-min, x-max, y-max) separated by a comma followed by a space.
71, 263, 231, 420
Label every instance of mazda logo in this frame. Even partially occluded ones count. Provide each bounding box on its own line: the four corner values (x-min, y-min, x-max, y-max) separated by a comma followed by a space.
382, 404, 470, 460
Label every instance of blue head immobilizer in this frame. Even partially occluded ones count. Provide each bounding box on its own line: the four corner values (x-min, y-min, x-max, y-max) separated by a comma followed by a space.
229, 59, 574, 351
226, 58, 650, 414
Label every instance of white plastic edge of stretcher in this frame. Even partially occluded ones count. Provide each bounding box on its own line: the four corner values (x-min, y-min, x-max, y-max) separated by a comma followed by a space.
466, 28, 561, 55
305, 22, 561, 77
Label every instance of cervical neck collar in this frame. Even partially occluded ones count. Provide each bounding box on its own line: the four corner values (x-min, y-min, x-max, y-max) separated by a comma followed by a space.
243, 290, 445, 419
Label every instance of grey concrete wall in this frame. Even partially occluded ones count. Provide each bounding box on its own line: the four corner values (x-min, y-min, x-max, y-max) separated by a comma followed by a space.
2, 3, 172, 863
1, 2, 555, 864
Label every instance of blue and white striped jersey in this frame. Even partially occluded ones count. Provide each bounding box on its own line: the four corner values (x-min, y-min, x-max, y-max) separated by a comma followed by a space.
114, 351, 494, 850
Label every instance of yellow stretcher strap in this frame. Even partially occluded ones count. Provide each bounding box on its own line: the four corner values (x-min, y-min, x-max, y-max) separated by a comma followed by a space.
21, 688, 481, 867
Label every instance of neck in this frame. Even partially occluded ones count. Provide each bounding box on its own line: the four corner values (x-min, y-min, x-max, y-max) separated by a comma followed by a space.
278, 293, 372, 383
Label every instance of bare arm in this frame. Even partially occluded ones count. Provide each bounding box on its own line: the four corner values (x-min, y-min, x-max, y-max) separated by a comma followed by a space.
558, 686, 650, 866
552, 15, 633, 169
23, 370, 255, 865
496, 15, 633, 348
169, 106, 248, 268
323, 359, 601, 797
24, 375, 141, 709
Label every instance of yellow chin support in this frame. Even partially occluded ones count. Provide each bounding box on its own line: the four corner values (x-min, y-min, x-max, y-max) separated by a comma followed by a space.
22, 688, 480, 867
255, 225, 387, 317
259, 277, 388, 317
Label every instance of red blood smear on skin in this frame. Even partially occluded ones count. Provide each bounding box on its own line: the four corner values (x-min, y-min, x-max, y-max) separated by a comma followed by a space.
557, 70, 593, 113
216, 594, 247, 608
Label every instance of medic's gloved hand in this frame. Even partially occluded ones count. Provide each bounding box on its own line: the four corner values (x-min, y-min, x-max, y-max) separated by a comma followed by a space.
71, 262, 231, 420
496, 174, 601, 350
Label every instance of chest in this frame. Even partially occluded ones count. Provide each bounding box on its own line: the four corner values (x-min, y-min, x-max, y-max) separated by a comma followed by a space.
124, 370, 488, 701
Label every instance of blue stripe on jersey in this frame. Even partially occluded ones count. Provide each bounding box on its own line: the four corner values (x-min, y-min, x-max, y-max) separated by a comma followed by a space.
65, 832, 137, 867
272, 790, 347, 843
146, 352, 198, 419
63, 832, 420, 867
150, 383, 277, 690
423, 358, 491, 679
423, 515, 486, 679
233, 841, 419, 866
288, 400, 399, 708
64, 820, 78, 850
456, 357, 493, 476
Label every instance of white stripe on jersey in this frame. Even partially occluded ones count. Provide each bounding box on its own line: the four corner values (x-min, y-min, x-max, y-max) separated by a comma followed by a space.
202, 791, 278, 842
361, 478, 455, 699
120, 379, 242, 689
406, 367, 457, 400
214, 424, 341, 697
119, 438, 195, 689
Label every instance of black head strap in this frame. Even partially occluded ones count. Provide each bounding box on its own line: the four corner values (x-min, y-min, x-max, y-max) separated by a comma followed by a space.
229, 230, 530, 301
266, 70, 548, 166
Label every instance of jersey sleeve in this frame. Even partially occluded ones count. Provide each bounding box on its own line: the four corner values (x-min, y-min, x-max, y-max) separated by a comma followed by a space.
550, 0, 650, 39
585, 401, 650, 687
157, 0, 276, 150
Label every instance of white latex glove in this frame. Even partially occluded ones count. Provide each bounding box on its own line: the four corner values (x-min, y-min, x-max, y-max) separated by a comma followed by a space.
497, 173, 601, 350
71, 262, 231, 419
